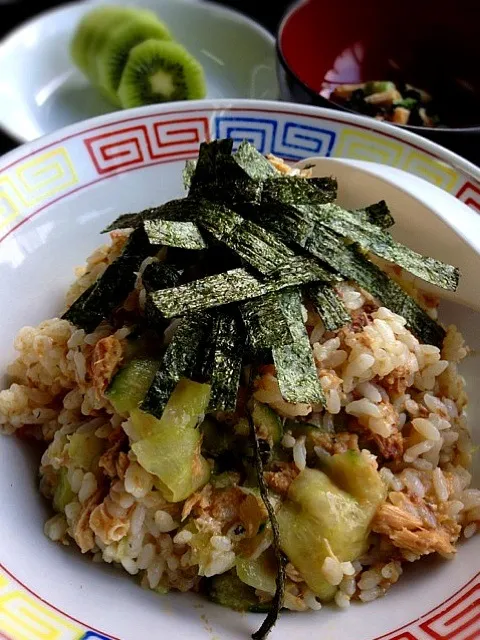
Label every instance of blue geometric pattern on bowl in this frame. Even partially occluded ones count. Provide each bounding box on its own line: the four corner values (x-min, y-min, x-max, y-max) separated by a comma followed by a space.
214, 115, 336, 159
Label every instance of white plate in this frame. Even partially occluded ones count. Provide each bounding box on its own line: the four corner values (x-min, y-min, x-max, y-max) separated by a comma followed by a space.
0, 100, 479, 640
0, 0, 279, 142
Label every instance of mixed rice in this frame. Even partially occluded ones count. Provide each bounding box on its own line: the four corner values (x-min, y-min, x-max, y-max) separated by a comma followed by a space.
0, 153, 478, 625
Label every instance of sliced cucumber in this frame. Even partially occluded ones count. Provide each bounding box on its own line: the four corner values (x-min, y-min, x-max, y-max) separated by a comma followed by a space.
252, 401, 283, 445
53, 468, 75, 513
106, 357, 159, 415
205, 571, 270, 613
131, 378, 211, 502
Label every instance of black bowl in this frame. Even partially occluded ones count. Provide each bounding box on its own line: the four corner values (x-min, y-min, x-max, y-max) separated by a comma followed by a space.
276, 0, 480, 165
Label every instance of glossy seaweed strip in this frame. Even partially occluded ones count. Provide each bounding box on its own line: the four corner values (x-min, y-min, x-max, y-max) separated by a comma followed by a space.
141, 262, 182, 293
182, 159, 197, 190
247, 367, 285, 640
308, 283, 351, 332
206, 310, 246, 412
149, 257, 336, 319
305, 203, 459, 290
272, 290, 325, 405
143, 219, 207, 250
240, 293, 294, 352
306, 227, 445, 346
357, 200, 394, 229
189, 140, 266, 206
262, 176, 337, 205
196, 200, 295, 274
63, 227, 152, 332
233, 140, 279, 181
102, 198, 199, 233
140, 313, 212, 418
142, 262, 183, 329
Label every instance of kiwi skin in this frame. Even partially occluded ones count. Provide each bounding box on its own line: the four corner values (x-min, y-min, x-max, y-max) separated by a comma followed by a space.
117, 39, 207, 108
95, 15, 172, 102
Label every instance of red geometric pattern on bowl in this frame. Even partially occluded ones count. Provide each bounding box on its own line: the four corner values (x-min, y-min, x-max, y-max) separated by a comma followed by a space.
420, 583, 480, 639
456, 182, 480, 212
84, 116, 210, 174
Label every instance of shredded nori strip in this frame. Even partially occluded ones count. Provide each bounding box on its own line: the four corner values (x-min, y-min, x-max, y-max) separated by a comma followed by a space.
205, 310, 245, 412
357, 200, 394, 229
196, 201, 295, 274
142, 263, 182, 330
262, 176, 337, 205
240, 293, 294, 351
63, 227, 152, 332
272, 290, 325, 405
143, 219, 207, 250
182, 159, 197, 190
233, 140, 279, 181
141, 262, 182, 294
141, 312, 211, 418
305, 203, 459, 290
149, 257, 336, 319
306, 227, 445, 346
189, 140, 274, 206
102, 198, 199, 233
247, 366, 285, 640
308, 283, 351, 332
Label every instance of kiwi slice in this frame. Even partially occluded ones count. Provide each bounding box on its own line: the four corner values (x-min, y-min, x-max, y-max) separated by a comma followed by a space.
95, 14, 173, 101
117, 39, 207, 108
71, 6, 139, 75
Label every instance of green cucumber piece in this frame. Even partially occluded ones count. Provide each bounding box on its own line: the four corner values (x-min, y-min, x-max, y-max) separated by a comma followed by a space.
205, 571, 271, 613
252, 402, 283, 445
53, 468, 75, 513
131, 378, 211, 502
106, 357, 159, 415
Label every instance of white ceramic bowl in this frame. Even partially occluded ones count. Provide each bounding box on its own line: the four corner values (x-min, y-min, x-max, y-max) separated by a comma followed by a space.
0, 0, 279, 142
0, 99, 479, 640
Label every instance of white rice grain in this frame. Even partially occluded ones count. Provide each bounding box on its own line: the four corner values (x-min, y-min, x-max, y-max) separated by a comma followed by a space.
322, 557, 343, 586
412, 418, 441, 441
356, 381, 383, 403
346, 398, 382, 418
403, 440, 435, 463
154, 510, 178, 533
335, 590, 351, 608
293, 436, 307, 471
345, 353, 375, 378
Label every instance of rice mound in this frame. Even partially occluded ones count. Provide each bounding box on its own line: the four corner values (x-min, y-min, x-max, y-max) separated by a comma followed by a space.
0, 223, 478, 612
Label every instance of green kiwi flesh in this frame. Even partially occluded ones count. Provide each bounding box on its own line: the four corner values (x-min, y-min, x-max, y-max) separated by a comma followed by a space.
117, 39, 206, 108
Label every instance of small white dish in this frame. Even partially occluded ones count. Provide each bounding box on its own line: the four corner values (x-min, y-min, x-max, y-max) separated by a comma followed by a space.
0, 0, 279, 143
0, 100, 478, 640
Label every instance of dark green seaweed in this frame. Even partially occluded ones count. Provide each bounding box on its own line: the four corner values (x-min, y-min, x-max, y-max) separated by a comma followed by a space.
240, 293, 294, 351
102, 198, 199, 233
182, 159, 197, 190
140, 312, 211, 418
308, 283, 351, 332
247, 366, 285, 640
196, 201, 295, 274
306, 227, 445, 346
305, 203, 458, 290
206, 310, 246, 412
233, 140, 279, 181
143, 219, 207, 250
357, 200, 394, 229
63, 227, 152, 332
272, 290, 325, 405
262, 176, 337, 205
148, 257, 336, 319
